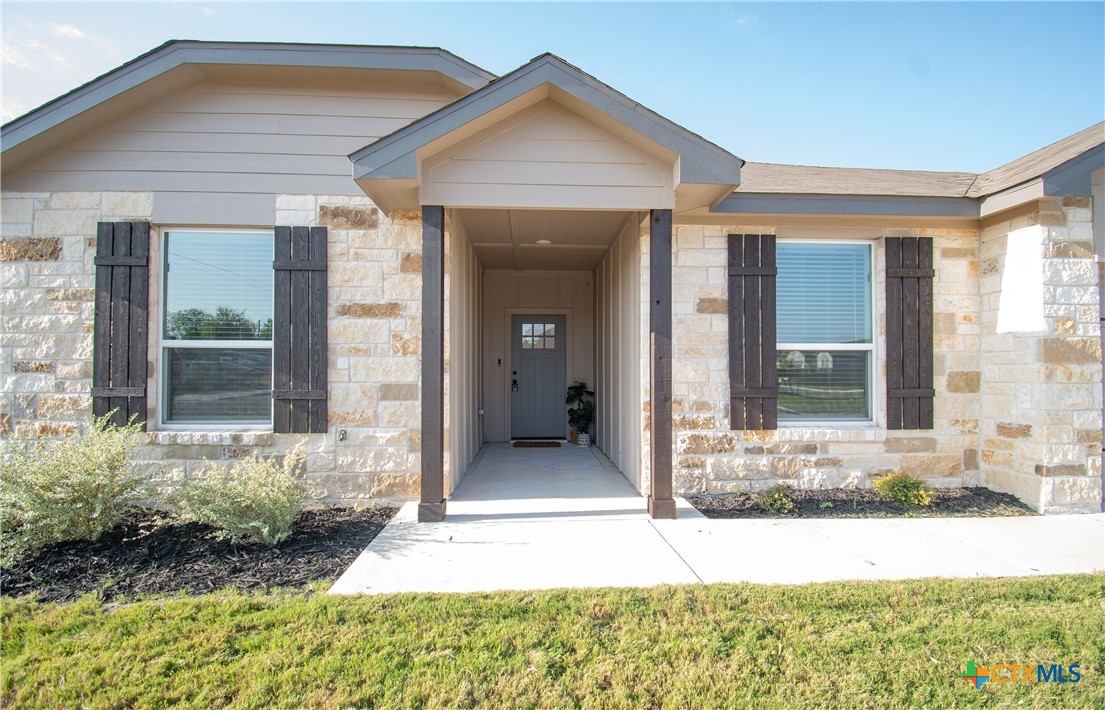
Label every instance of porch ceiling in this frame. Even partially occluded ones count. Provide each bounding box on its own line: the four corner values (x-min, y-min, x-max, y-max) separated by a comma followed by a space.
456, 208, 632, 270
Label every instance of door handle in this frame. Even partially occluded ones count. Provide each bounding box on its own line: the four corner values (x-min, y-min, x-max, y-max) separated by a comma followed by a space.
512, 379, 519, 392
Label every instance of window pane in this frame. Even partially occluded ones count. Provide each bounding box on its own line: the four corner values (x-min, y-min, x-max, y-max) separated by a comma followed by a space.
522, 324, 533, 336
166, 348, 272, 422
777, 349, 869, 421
777, 243, 871, 344
164, 231, 274, 341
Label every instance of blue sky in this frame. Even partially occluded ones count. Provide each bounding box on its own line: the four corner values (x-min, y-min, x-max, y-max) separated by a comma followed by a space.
2, 2, 1102, 172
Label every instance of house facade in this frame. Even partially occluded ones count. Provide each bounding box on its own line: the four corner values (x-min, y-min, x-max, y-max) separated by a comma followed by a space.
2, 41, 1103, 518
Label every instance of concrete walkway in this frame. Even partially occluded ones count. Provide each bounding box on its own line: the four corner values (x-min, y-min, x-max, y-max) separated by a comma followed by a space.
330, 444, 1105, 595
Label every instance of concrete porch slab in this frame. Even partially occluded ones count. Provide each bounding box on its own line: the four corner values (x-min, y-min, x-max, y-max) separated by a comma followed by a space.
330, 443, 703, 594
330, 444, 1105, 594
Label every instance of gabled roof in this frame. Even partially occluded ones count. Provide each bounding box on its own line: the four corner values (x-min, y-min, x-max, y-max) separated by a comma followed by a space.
349, 53, 745, 187
1, 40, 496, 154
737, 163, 977, 198
716, 122, 1104, 219
969, 121, 1105, 197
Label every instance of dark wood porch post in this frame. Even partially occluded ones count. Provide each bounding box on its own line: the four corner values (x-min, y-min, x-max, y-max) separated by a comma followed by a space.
419, 205, 446, 522
648, 209, 676, 519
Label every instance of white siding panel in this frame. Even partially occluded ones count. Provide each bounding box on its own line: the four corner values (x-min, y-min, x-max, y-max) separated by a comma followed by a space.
430, 183, 670, 211
4, 78, 459, 198
11, 170, 358, 195
594, 216, 642, 490
448, 216, 483, 492
423, 101, 674, 210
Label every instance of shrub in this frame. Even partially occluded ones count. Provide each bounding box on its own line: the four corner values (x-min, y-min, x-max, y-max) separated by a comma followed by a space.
1, 414, 146, 560
873, 471, 932, 507
173, 444, 307, 546
754, 484, 797, 515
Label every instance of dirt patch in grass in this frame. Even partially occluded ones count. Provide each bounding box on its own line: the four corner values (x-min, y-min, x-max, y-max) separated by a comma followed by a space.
687, 487, 1036, 519
1, 506, 396, 603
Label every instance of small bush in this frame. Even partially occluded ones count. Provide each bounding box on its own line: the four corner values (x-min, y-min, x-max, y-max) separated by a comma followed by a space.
873, 472, 932, 507
754, 484, 797, 515
173, 444, 307, 546
1, 413, 146, 561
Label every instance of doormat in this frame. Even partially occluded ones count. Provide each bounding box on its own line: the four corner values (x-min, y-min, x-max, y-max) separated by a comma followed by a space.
513, 441, 561, 448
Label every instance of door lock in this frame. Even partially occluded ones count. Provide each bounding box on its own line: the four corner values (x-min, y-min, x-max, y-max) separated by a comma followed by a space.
512, 379, 519, 392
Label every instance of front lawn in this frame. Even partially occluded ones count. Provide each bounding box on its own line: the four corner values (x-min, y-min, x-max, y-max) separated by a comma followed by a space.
3, 574, 1103, 707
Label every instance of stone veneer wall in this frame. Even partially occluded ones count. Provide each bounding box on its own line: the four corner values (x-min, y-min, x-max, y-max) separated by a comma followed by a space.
1, 190, 425, 503
666, 225, 986, 496
979, 199, 1102, 513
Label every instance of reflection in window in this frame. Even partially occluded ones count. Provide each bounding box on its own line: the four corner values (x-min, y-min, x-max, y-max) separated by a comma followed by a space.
521, 322, 556, 349
163, 230, 273, 425
776, 242, 873, 422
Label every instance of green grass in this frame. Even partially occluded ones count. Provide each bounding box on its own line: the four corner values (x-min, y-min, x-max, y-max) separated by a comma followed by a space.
3, 575, 1103, 708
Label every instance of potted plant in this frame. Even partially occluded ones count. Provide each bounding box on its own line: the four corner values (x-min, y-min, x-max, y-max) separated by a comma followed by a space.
566, 381, 594, 446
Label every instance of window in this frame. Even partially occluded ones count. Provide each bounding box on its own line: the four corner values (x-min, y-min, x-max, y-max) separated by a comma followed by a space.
162, 230, 274, 426
776, 241, 873, 423
521, 322, 556, 349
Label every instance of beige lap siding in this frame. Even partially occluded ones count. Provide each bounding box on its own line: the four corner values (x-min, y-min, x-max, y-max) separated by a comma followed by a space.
0, 190, 426, 504
667, 224, 985, 496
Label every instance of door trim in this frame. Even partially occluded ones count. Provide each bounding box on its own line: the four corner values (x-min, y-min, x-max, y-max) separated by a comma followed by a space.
503, 307, 572, 441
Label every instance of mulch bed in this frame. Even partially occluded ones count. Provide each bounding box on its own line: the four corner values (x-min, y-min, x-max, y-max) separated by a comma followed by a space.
1, 505, 397, 603
687, 487, 1037, 519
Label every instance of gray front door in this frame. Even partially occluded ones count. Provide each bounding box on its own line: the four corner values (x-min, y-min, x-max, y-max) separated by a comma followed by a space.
510, 314, 566, 439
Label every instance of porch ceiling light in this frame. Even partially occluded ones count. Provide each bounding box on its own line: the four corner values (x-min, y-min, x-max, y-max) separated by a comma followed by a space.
536, 239, 552, 245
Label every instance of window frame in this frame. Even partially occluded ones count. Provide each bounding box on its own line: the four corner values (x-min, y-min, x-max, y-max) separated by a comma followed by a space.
775, 238, 877, 427
157, 227, 275, 431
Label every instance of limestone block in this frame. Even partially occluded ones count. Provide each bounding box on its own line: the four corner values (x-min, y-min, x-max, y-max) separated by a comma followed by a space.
379, 383, 418, 401
695, 297, 727, 314
744, 443, 817, 455
883, 437, 936, 453
1033, 463, 1087, 477
378, 401, 419, 427
369, 473, 419, 498
995, 422, 1032, 439
320, 205, 379, 230
900, 453, 962, 478
32, 209, 98, 236
101, 192, 152, 217
1040, 337, 1101, 364
799, 468, 865, 490
679, 433, 738, 455
706, 456, 771, 480
1, 198, 34, 223
1044, 476, 1102, 512
1, 237, 61, 261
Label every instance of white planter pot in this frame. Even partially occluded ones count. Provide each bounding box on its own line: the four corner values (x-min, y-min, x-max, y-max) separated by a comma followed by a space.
577, 433, 591, 447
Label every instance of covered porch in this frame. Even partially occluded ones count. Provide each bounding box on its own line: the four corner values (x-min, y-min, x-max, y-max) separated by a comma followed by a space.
349, 54, 746, 521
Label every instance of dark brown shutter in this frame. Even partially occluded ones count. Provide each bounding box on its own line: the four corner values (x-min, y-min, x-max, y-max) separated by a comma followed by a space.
728, 234, 777, 430
273, 226, 328, 433
92, 221, 150, 428
886, 236, 934, 429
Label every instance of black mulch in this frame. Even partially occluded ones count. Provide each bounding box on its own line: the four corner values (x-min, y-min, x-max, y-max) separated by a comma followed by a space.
1, 505, 397, 603
687, 487, 1037, 519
